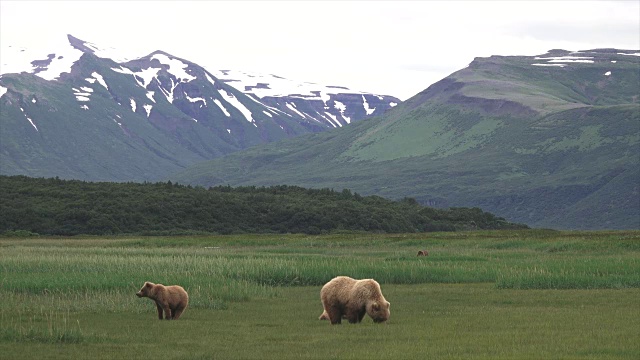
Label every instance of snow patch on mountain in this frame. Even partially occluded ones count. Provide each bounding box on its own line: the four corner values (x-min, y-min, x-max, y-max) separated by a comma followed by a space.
549, 59, 594, 63
137, 68, 160, 87
86, 42, 130, 62
205, 72, 216, 86
532, 55, 594, 66
213, 98, 231, 117
218, 89, 253, 123
91, 72, 108, 90
244, 94, 285, 116
73, 86, 92, 101
112, 66, 159, 88
323, 112, 340, 128
0, 85, 7, 98
151, 53, 196, 82
1, 35, 83, 80
157, 77, 179, 103
210, 68, 382, 100
19, 107, 38, 131
362, 95, 375, 115
37, 49, 83, 81
532, 63, 566, 67
333, 100, 351, 124
185, 93, 207, 106
535, 56, 594, 60
286, 103, 306, 118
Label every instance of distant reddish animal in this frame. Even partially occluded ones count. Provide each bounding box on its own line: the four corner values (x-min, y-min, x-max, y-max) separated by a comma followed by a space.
417, 250, 429, 256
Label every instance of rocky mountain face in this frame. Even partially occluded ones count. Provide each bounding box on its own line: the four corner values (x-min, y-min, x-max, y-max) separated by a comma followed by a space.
171, 48, 640, 230
0, 35, 399, 181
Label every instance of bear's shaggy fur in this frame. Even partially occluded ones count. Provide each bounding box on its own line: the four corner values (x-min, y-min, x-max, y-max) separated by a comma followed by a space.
136, 282, 189, 320
319, 276, 390, 325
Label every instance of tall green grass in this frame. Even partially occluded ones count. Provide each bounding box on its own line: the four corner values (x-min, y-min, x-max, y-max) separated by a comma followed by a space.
1, 231, 638, 300
0, 309, 89, 343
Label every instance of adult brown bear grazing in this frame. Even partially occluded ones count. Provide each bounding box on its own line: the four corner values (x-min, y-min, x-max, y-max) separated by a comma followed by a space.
136, 282, 189, 320
319, 276, 390, 325
417, 250, 429, 256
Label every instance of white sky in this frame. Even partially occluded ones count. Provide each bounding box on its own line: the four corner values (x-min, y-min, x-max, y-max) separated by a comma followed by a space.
1, 0, 639, 100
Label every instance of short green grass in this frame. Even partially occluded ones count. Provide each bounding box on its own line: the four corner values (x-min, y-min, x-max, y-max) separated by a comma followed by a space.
0, 230, 639, 359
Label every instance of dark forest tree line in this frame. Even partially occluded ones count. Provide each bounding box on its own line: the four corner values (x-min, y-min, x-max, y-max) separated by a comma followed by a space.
0, 175, 528, 236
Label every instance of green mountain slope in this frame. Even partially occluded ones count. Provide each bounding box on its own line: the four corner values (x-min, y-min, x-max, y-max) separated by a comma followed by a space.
171, 49, 640, 230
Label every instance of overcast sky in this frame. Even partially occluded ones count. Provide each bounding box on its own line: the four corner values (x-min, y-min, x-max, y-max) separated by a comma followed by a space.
1, 0, 639, 100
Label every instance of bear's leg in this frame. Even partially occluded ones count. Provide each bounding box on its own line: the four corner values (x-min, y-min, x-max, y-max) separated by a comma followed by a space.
172, 304, 186, 320
345, 308, 360, 324
327, 307, 343, 325
357, 308, 366, 323
163, 305, 173, 320
155, 303, 164, 320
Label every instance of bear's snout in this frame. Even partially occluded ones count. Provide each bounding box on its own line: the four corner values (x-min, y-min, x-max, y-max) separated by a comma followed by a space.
136, 291, 143, 297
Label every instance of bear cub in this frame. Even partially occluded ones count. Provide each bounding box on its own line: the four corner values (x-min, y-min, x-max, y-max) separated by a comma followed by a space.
136, 281, 189, 320
320, 276, 390, 325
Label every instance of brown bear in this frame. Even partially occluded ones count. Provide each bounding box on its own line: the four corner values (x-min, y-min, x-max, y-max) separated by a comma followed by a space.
319, 276, 390, 325
417, 250, 429, 256
136, 282, 189, 320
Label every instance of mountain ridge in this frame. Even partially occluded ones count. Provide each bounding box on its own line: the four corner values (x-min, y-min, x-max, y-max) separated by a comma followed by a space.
170, 48, 640, 230
0, 34, 400, 181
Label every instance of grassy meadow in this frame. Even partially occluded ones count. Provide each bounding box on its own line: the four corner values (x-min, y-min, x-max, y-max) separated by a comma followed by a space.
0, 230, 639, 359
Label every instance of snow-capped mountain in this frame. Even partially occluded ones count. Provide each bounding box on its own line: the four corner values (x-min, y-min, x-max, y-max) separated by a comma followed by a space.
212, 69, 398, 128
1, 34, 399, 128
0, 35, 400, 182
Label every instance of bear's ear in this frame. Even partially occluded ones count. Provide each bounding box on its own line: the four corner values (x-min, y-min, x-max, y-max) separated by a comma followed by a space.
386, 301, 390, 308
